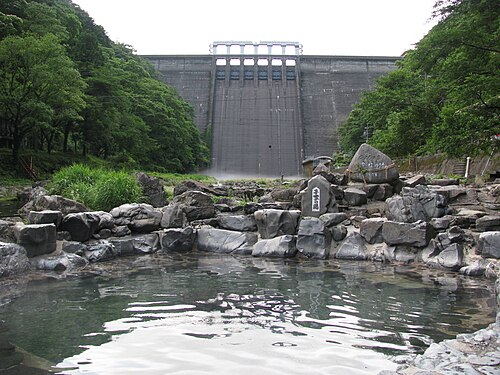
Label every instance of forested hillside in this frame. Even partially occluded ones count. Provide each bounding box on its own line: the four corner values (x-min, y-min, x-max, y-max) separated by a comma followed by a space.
340, 0, 499, 158
0, 0, 208, 173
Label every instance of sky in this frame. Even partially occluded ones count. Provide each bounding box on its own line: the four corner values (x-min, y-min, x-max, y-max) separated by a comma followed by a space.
71, 0, 439, 57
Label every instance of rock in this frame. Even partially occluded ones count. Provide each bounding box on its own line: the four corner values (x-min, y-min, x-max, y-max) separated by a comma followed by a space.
268, 188, 298, 202
434, 185, 467, 202
430, 217, 451, 231
108, 237, 134, 256
330, 225, 348, 242
459, 259, 488, 277
0, 220, 16, 243
173, 180, 226, 197
429, 178, 459, 186
346, 143, 399, 184
13, 223, 56, 257
382, 220, 433, 247
171, 191, 216, 222
296, 217, 331, 259
30, 252, 88, 272
383, 245, 419, 263
319, 213, 348, 227
161, 227, 195, 252
252, 235, 297, 258
196, 227, 257, 255
360, 184, 379, 199
478, 232, 500, 259
27, 210, 62, 227
111, 225, 131, 237
373, 184, 393, 201
110, 203, 162, 233
360, 218, 387, 244
404, 174, 427, 188
217, 214, 257, 232
476, 215, 500, 232
300, 175, 338, 217
62, 241, 87, 255
254, 209, 300, 239
60, 212, 100, 242
386, 185, 450, 223
94, 211, 115, 230
33, 194, 87, 215
427, 243, 464, 271
131, 233, 160, 254
335, 232, 367, 260
161, 203, 187, 228
0, 242, 29, 277
84, 240, 119, 262
343, 187, 367, 206
135, 172, 168, 208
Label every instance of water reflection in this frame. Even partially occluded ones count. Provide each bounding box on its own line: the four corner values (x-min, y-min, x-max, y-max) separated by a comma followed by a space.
0, 253, 496, 374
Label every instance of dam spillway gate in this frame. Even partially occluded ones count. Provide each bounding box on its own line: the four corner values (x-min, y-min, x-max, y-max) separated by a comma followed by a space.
144, 41, 399, 176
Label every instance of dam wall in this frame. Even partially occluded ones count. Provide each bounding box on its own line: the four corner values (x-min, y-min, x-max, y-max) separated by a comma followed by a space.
144, 50, 399, 176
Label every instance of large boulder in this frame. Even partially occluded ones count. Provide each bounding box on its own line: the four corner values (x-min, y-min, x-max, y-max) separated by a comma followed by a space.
319, 213, 348, 227
217, 214, 257, 232
300, 175, 338, 217
173, 180, 227, 197
296, 217, 331, 259
478, 231, 500, 259
13, 223, 56, 257
0, 242, 30, 277
343, 187, 367, 206
60, 212, 101, 242
360, 218, 386, 244
33, 195, 87, 215
252, 235, 297, 258
30, 253, 87, 272
0, 220, 16, 243
476, 215, 500, 232
27, 210, 62, 227
135, 172, 168, 208
161, 227, 196, 252
84, 240, 119, 262
346, 143, 399, 184
171, 191, 216, 222
386, 185, 451, 223
382, 220, 433, 247
160, 203, 187, 229
335, 232, 367, 260
196, 227, 257, 255
131, 233, 160, 254
110, 203, 162, 233
254, 209, 300, 239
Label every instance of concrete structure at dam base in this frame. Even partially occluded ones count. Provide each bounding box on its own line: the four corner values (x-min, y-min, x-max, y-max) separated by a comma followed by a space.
144, 41, 399, 177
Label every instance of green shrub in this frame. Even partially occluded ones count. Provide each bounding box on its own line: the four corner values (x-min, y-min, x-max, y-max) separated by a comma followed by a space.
49, 163, 98, 195
90, 171, 143, 212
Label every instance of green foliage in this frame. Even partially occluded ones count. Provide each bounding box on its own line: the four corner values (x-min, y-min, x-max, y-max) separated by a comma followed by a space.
0, 0, 209, 174
340, 0, 499, 158
49, 164, 142, 211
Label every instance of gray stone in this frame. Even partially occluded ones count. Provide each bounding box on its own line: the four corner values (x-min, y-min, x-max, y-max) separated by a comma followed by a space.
252, 235, 297, 258
459, 259, 488, 277
13, 223, 56, 257
360, 218, 387, 244
0, 220, 16, 243
429, 178, 459, 186
33, 194, 87, 215
84, 240, 119, 262
478, 232, 500, 259
0, 242, 29, 277
111, 225, 131, 237
217, 215, 257, 232
171, 191, 216, 221
383, 245, 419, 263
95, 228, 112, 239
430, 217, 451, 231
132, 233, 160, 254
343, 187, 367, 206
335, 232, 367, 260
27, 210, 62, 227
300, 175, 337, 217
173, 180, 227, 197
110, 203, 162, 233
30, 252, 88, 272
386, 185, 450, 223
346, 143, 399, 184
373, 183, 393, 201
382, 220, 433, 247
62, 241, 87, 255
330, 225, 348, 242
94, 211, 115, 230
160, 203, 187, 228
254, 209, 300, 239
196, 227, 258, 255
135, 172, 168, 208
109, 237, 135, 256
476, 215, 500, 232
427, 243, 464, 271
404, 174, 427, 187
296, 217, 331, 259
360, 184, 379, 199
60, 212, 100, 242
161, 227, 195, 252
319, 213, 348, 227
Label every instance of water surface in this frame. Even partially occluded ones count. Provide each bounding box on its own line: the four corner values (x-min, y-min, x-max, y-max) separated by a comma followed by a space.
0, 253, 496, 374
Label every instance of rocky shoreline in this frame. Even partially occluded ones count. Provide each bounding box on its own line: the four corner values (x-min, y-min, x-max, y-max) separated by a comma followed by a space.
1, 145, 499, 373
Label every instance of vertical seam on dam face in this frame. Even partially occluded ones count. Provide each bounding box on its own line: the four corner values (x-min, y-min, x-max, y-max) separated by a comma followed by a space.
143, 53, 399, 177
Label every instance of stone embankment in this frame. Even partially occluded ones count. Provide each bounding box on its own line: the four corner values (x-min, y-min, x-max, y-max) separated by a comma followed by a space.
1, 144, 499, 373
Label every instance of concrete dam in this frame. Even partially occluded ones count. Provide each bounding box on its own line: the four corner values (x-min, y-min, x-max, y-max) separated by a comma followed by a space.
144, 41, 399, 176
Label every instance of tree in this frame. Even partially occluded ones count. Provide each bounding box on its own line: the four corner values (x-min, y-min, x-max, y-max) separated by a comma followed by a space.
0, 34, 86, 161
